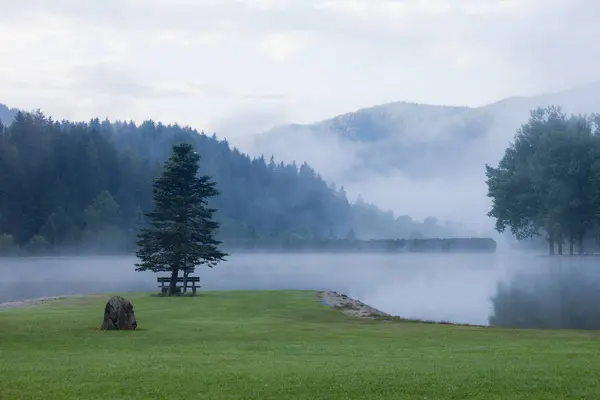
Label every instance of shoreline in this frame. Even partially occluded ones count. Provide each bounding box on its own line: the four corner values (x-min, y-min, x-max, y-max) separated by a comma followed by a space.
0, 295, 81, 310
1, 290, 488, 328
318, 291, 488, 327
0, 291, 389, 315
318, 291, 390, 318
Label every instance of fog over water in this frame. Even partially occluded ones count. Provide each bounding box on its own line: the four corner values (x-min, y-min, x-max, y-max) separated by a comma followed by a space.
2, 252, 600, 329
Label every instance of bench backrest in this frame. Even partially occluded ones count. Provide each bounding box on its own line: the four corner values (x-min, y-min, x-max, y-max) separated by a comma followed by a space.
157, 277, 200, 283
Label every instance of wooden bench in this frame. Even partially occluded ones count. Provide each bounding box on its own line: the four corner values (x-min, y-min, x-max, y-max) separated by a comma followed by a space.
157, 276, 201, 296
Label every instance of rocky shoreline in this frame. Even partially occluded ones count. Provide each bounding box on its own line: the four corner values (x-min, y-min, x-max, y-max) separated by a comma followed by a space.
318, 291, 390, 318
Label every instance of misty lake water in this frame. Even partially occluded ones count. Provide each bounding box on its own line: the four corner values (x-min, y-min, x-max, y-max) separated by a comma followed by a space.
2, 252, 600, 329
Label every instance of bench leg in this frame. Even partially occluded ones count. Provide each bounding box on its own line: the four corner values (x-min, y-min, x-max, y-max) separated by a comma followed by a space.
192, 283, 197, 296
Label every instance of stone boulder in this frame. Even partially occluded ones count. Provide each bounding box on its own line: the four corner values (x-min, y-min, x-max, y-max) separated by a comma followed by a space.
100, 296, 137, 331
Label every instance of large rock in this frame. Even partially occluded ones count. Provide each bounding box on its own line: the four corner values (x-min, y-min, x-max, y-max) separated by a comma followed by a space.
100, 296, 137, 331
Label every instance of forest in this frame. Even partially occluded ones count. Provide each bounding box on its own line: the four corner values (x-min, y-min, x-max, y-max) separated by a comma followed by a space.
486, 106, 600, 255
0, 109, 459, 255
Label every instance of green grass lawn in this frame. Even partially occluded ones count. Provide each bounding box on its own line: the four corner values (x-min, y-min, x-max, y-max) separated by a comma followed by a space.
1, 290, 600, 399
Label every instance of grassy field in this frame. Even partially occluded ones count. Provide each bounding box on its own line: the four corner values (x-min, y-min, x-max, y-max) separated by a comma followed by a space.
1, 291, 600, 399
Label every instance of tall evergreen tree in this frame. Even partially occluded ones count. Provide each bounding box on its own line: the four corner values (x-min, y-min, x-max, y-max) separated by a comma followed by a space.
135, 143, 227, 295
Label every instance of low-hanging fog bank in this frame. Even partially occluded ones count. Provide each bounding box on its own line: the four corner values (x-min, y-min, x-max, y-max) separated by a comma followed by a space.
3, 252, 600, 329
238, 82, 600, 235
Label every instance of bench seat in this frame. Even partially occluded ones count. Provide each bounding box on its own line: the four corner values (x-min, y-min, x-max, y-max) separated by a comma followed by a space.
157, 276, 201, 296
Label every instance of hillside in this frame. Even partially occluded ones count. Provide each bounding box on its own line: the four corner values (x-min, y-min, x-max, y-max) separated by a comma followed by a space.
247, 81, 600, 231
0, 110, 464, 255
254, 103, 492, 180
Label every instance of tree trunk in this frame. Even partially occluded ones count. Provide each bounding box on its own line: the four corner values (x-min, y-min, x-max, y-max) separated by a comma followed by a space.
168, 268, 179, 296
578, 232, 585, 255
183, 270, 189, 295
558, 241, 563, 255
569, 233, 574, 256
548, 237, 555, 255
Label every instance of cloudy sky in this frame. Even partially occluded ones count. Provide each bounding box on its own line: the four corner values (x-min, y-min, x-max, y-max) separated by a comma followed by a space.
1, 0, 598, 138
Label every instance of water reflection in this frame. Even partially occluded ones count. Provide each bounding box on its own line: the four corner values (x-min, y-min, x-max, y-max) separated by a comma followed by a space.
490, 256, 600, 330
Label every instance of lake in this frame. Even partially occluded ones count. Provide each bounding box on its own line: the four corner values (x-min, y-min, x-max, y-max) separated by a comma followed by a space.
1, 252, 599, 329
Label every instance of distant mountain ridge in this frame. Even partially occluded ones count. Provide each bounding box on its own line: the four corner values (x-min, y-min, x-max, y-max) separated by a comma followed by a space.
255, 81, 600, 171
250, 100, 496, 183
247, 81, 600, 231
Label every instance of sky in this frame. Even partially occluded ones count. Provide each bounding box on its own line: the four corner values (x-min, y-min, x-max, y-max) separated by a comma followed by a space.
1, 0, 599, 138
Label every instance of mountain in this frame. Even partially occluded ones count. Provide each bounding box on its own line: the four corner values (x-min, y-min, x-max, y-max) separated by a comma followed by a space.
0, 109, 469, 255
253, 103, 493, 179
246, 81, 600, 232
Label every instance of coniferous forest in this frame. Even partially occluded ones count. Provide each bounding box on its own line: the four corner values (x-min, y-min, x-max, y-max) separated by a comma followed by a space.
0, 110, 456, 255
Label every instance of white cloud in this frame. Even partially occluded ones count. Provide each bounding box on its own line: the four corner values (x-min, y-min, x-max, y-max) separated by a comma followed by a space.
259, 31, 313, 63
1, 0, 597, 127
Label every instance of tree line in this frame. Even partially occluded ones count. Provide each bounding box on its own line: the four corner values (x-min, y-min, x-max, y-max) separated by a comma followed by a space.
486, 106, 600, 255
0, 109, 457, 256
263, 237, 496, 253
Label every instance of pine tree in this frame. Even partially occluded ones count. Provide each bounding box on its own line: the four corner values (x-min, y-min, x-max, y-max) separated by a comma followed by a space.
135, 143, 227, 295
